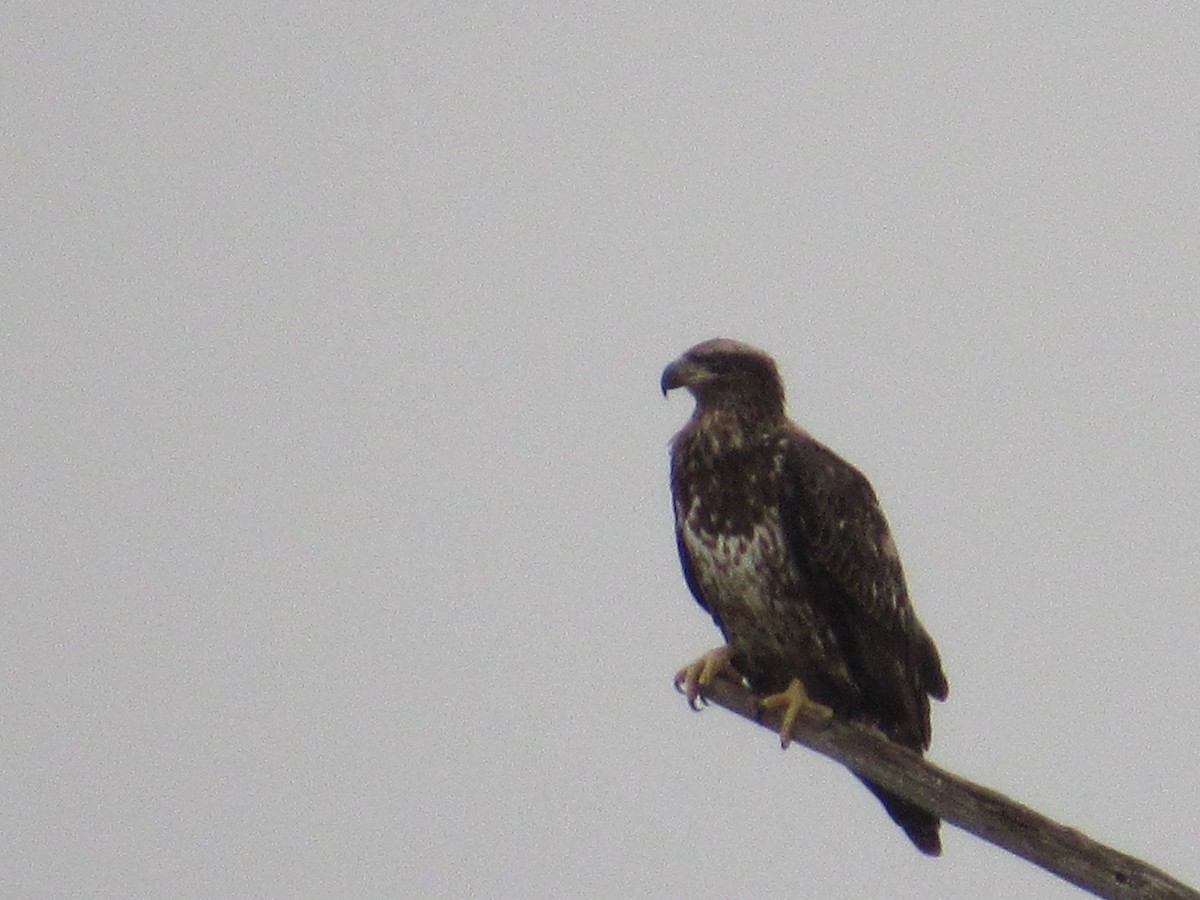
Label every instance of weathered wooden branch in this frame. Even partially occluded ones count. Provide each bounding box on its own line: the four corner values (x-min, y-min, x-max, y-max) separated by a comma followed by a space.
693, 674, 1199, 900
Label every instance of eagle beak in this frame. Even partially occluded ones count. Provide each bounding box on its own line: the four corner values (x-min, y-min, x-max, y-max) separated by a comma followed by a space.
661, 357, 706, 396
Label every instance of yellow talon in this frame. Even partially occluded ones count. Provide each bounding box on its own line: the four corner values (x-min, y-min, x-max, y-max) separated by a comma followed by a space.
673, 646, 738, 709
758, 678, 833, 748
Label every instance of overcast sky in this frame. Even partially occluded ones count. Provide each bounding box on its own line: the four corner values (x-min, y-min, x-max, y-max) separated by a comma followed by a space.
5, 5, 1199, 898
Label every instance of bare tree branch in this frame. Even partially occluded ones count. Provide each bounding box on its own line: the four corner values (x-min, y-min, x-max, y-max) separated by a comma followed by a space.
693, 674, 1199, 900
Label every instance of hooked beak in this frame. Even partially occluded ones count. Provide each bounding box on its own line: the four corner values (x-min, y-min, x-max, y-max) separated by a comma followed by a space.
660, 357, 708, 396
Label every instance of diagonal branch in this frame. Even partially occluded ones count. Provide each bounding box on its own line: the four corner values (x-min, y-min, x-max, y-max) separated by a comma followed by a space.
694, 673, 1199, 900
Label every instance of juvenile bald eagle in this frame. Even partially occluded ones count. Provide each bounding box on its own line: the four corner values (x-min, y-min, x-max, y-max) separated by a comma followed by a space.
662, 338, 949, 855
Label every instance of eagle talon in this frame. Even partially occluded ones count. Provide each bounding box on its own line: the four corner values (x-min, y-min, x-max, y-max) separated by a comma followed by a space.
672, 678, 709, 710
674, 645, 737, 709
758, 678, 833, 748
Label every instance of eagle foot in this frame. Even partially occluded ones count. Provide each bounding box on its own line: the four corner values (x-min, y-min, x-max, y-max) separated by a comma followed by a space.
673, 646, 738, 710
758, 678, 833, 748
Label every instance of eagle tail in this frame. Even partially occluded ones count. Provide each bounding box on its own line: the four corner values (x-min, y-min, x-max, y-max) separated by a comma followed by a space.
860, 778, 942, 856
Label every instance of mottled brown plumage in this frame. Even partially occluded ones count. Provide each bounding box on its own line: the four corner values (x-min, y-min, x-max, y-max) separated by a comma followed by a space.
662, 338, 949, 855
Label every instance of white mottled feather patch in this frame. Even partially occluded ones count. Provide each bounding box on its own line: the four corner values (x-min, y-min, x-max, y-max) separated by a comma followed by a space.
680, 499, 795, 614
879, 531, 899, 560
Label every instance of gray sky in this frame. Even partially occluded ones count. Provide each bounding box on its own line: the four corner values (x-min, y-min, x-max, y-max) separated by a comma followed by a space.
5, 5, 1199, 898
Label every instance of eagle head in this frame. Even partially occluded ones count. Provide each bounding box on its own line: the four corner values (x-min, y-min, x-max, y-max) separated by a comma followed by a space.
661, 339, 785, 416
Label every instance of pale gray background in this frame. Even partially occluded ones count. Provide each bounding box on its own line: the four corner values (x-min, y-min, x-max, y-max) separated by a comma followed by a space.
4, 5, 1199, 899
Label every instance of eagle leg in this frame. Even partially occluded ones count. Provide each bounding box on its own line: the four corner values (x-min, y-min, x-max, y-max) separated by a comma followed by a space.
758, 678, 833, 748
673, 645, 738, 710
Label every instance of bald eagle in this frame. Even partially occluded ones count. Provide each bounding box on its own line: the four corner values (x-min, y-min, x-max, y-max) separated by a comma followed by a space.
662, 338, 949, 855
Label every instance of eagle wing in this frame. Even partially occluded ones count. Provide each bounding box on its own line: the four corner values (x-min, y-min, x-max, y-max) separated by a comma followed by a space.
673, 522, 710, 616
778, 427, 948, 748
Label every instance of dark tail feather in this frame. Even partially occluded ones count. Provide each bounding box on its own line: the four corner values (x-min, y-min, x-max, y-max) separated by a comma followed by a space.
860, 778, 942, 856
